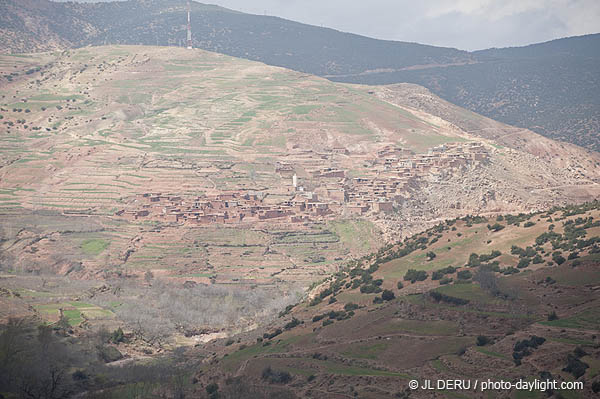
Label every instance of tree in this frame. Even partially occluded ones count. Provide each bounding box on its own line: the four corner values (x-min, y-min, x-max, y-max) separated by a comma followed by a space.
56, 309, 70, 330
474, 269, 499, 296
467, 253, 480, 267
111, 327, 125, 343
1, 318, 74, 399
381, 290, 395, 301
457, 270, 472, 280
426, 251, 436, 261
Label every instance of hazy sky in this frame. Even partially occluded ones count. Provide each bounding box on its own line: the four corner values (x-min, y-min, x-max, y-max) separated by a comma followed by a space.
208, 0, 600, 50
54, 0, 600, 51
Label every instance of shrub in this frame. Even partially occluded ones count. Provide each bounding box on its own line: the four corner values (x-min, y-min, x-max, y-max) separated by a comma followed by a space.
502, 267, 520, 275
262, 366, 292, 384
309, 297, 322, 306
430, 291, 469, 305
72, 370, 88, 381
396, 281, 404, 289
573, 347, 587, 358
479, 250, 502, 262
426, 251, 436, 260
263, 328, 283, 340
513, 336, 545, 365
404, 269, 428, 283
206, 383, 219, 395
553, 255, 566, 265
360, 284, 382, 294
511, 245, 525, 256
487, 223, 505, 232
344, 303, 359, 311
312, 314, 325, 322
284, 318, 301, 330
562, 354, 589, 378
476, 335, 491, 346
381, 290, 395, 301
279, 304, 294, 318
547, 311, 558, 321
517, 258, 531, 269
467, 253, 481, 267
111, 327, 125, 343
439, 277, 453, 285
457, 270, 472, 280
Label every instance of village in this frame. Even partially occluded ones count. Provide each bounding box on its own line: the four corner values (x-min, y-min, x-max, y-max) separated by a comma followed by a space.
116, 142, 489, 225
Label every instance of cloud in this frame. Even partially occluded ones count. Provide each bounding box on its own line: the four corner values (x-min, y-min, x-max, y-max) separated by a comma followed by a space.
57, 0, 600, 50
209, 0, 599, 50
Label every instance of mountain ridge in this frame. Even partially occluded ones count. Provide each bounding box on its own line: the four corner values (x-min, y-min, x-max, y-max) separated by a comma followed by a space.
2, 0, 598, 152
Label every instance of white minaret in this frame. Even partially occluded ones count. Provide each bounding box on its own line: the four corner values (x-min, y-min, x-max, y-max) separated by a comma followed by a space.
292, 174, 298, 189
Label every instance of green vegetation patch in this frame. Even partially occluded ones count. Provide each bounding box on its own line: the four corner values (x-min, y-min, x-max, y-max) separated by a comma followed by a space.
329, 219, 379, 253
81, 239, 110, 255
342, 342, 388, 360
540, 308, 600, 330
291, 105, 320, 115
386, 319, 459, 336
320, 360, 409, 377
433, 283, 501, 305
475, 347, 509, 359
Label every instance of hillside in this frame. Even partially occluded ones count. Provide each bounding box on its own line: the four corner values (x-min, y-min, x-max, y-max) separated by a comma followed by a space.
334, 34, 600, 151
1, 0, 598, 151
0, 43, 599, 357
193, 201, 600, 398
0, 46, 599, 398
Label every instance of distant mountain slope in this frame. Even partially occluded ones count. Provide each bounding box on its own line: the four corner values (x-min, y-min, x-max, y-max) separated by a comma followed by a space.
0, 0, 598, 151
333, 34, 600, 151
0, 0, 476, 76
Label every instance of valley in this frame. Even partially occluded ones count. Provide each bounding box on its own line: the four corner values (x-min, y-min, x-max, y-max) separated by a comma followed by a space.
0, 44, 599, 398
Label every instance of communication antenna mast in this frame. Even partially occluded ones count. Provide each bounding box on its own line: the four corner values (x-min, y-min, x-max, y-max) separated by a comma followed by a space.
187, 1, 193, 49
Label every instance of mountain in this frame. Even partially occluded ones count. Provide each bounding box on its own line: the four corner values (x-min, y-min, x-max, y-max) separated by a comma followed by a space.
334, 34, 600, 152
0, 0, 476, 74
2, 1, 598, 151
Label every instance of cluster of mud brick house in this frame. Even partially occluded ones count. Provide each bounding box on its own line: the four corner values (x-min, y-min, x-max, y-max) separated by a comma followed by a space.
318, 142, 489, 216
116, 142, 488, 224
116, 190, 335, 225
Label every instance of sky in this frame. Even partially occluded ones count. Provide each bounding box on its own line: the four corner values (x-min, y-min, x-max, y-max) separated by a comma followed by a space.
54, 0, 600, 51
207, 0, 600, 51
